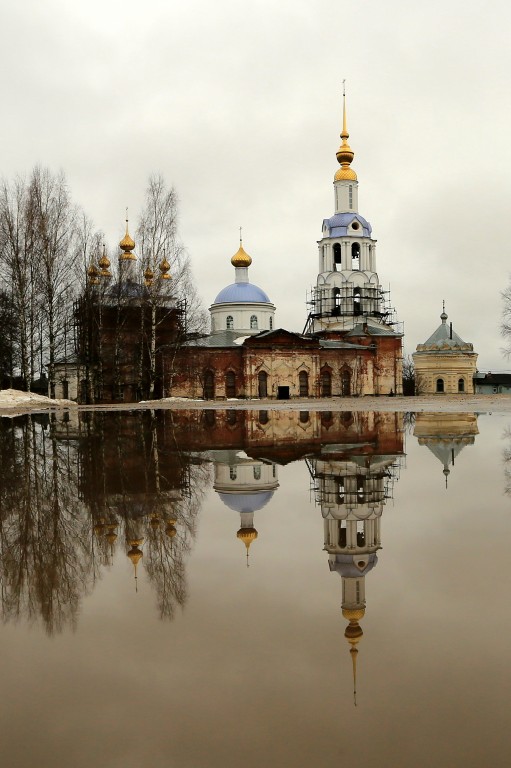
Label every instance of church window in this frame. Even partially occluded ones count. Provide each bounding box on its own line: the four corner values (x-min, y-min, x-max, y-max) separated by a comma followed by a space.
269, 317, 273, 330
299, 371, 309, 397
353, 286, 362, 316
204, 370, 215, 399
332, 287, 341, 316
250, 315, 258, 329
357, 477, 365, 502
321, 369, 332, 397
341, 370, 351, 397
356, 521, 365, 546
258, 370, 268, 398
333, 243, 342, 265
229, 466, 237, 480
458, 378, 465, 392
253, 466, 261, 480
352, 242, 360, 269
349, 185, 353, 208
225, 370, 236, 398
259, 410, 269, 425
339, 521, 347, 546
226, 315, 234, 329
436, 378, 445, 393
204, 409, 216, 426
226, 410, 237, 425
299, 410, 309, 423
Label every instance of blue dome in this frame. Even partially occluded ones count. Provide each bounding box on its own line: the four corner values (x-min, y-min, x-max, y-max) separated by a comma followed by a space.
323, 212, 372, 238
218, 491, 274, 513
214, 282, 271, 304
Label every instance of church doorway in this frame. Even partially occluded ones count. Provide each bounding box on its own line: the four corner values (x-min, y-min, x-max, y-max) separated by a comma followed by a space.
277, 386, 290, 400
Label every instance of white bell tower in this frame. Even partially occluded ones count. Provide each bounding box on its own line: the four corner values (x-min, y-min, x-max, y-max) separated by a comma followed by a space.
306, 88, 395, 334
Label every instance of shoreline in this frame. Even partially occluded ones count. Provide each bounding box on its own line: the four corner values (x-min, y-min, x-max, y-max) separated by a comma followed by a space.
1, 391, 511, 415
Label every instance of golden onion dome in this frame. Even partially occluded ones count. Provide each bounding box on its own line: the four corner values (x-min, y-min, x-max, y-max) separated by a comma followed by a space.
106, 531, 118, 545
231, 243, 252, 268
88, 262, 100, 284
342, 607, 366, 622
344, 621, 364, 641
236, 526, 258, 548
150, 515, 160, 529
98, 244, 111, 272
159, 256, 171, 280
119, 216, 136, 259
165, 524, 177, 538
127, 546, 143, 566
144, 265, 154, 286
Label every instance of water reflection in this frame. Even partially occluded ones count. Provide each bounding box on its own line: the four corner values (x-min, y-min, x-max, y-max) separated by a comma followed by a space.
0, 409, 482, 641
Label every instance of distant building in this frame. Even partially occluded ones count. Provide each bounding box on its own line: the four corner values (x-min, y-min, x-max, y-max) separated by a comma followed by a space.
473, 372, 511, 394
413, 307, 478, 394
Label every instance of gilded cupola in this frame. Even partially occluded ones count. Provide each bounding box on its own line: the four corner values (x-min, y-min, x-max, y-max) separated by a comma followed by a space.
98, 244, 111, 277
119, 215, 136, 260
159, 255, 171, 280
335, 89, 357, 182
231, 240, 252, 268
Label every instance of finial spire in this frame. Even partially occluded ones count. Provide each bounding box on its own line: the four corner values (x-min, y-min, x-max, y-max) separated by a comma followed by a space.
335, 81, 357, 181
342, 79, 348, 139
239, 226, 243, 245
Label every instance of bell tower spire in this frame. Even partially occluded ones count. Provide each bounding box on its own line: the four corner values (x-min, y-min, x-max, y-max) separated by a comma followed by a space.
334, 83, 358, 213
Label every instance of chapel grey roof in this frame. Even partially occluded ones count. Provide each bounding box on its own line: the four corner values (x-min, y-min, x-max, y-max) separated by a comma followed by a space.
322, 212, 372, 238
184, 330, 249, 348
417, 311, 474, 351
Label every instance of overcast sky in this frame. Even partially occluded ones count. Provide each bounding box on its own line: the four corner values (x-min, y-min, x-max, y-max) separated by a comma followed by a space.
1, 0, 509, 369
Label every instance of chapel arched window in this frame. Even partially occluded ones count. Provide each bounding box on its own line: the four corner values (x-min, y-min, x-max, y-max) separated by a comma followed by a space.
250, 315, 258, 329
226, 315, 234, 330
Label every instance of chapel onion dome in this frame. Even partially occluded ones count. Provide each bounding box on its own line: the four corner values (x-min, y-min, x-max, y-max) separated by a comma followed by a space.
217, 491, 274, 514
213, 282, 272, 304
334, 90, 357, 182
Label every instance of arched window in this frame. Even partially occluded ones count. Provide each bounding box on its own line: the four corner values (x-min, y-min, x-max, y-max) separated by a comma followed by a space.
253, 466, 261, 480
225, 370, 236, 398
299, 371, 309, 397
341, 369, 351, 397
269, 317, 273, 330
339, 521, 347, 546
258, 370, 268, 398
226, 315, 234, 330
250, 315, 258, 329
332, 287, 341, 316
436, 378, 444, 393
333, 243, 342, 266
458, 378, 465, 392
352, 242, 360, 269
229, 466, 237, 480
204, 409, 216, 426
321, 369, 332, 397
353, 286, 362, 316
259, 410, 269, 425
204, 370, 215, 399
299, 411, 309, 423
226, 410, 237, 425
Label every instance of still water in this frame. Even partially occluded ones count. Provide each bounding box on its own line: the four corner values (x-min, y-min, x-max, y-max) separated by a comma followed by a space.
0, 409, 509, 767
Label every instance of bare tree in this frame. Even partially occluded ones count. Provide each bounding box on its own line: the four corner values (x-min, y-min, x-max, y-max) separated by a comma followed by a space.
29, 167, 79, 398
136, 175, 207, 397
0, 176, 39, 388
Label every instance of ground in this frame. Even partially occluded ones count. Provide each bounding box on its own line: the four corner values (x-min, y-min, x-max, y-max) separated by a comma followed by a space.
0, 388, 510, 415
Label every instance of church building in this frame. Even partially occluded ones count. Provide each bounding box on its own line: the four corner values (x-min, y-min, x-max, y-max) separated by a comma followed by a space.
168, 94, 403, 400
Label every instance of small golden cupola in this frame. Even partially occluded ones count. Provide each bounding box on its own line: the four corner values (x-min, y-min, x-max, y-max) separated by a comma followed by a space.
144, 265, 154, 287
87, 261, 100, 285
98, 243, 111, 278
127, 537, 144, 591
119, 214, 136, 260
159, 254, 171, 280
335, 88, 357, 182
231, 234, 252, 268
